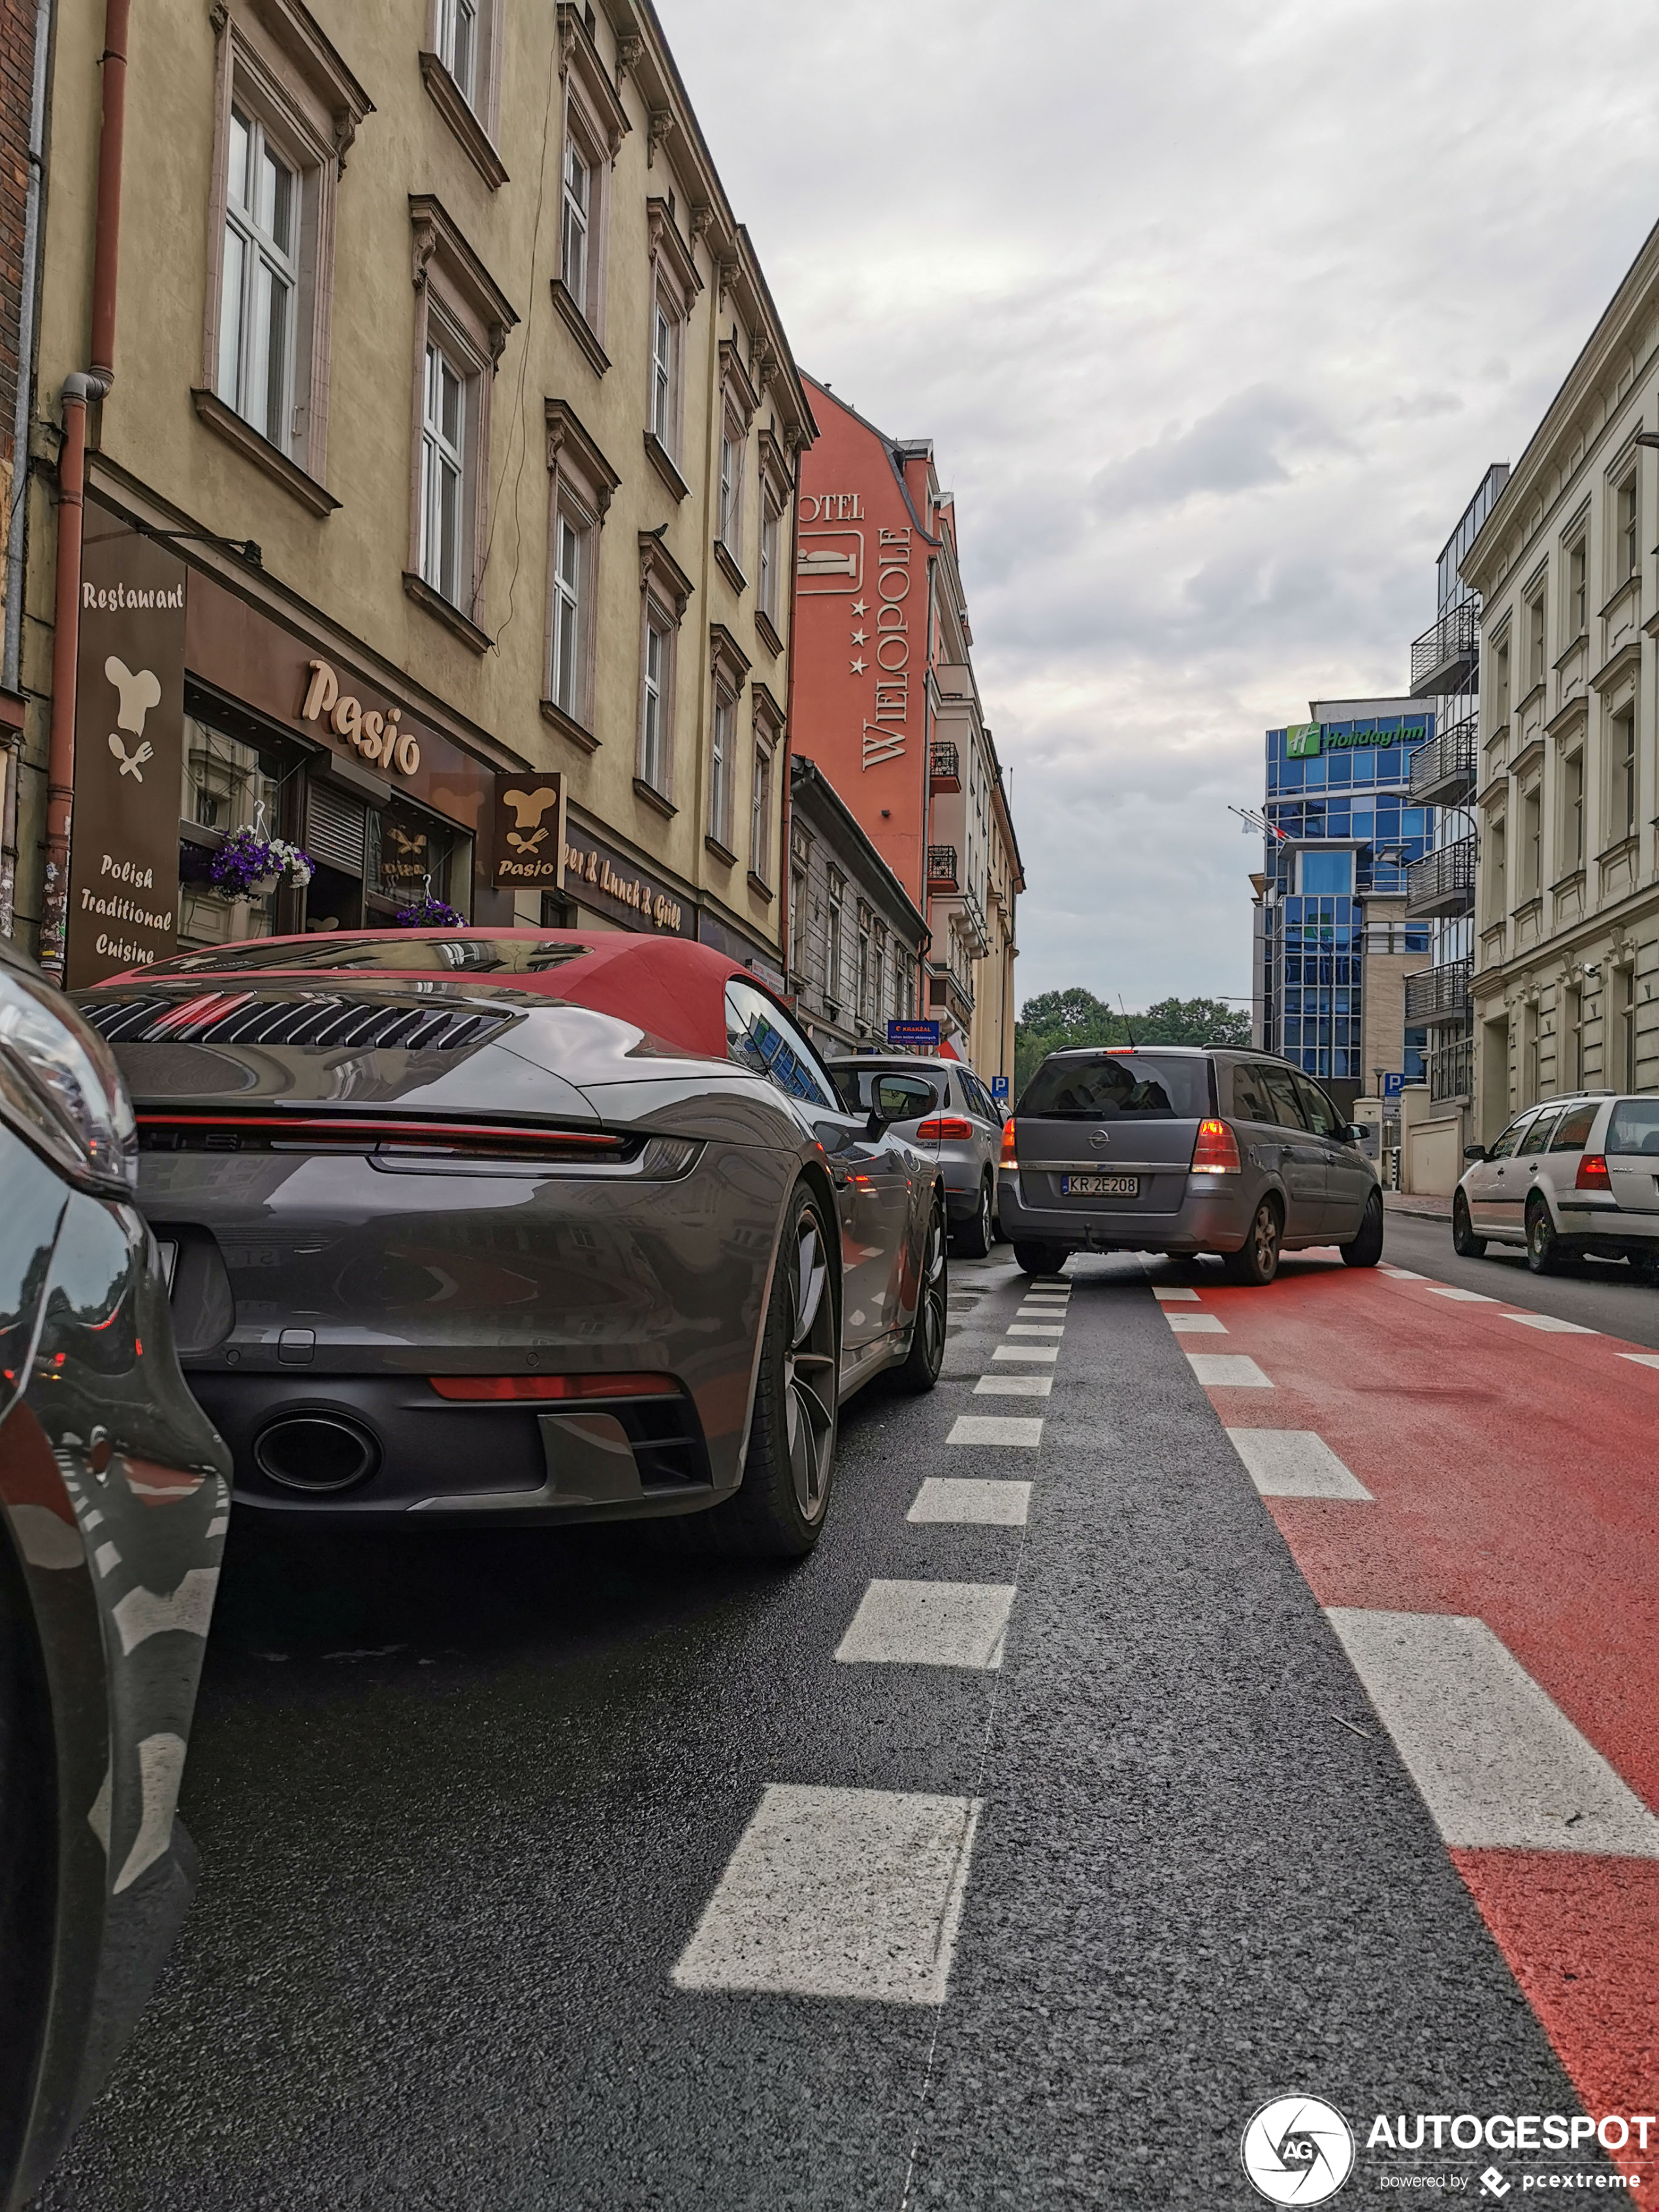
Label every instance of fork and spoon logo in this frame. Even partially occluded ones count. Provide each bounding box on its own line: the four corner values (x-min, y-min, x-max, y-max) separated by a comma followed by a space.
105, 655, 161, 779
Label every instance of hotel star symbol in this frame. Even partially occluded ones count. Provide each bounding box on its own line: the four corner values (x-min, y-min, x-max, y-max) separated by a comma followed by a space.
852, 629, 868, 644
850, 657, 868, 673
851, 600, 867, 615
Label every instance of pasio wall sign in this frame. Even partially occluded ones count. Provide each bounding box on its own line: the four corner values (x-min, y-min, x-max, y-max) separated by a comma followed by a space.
67, 520, 189, 987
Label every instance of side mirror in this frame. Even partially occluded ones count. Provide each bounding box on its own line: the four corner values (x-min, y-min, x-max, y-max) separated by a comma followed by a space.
1462, 1143, 1488, 1162
869, 1078, 933, 1131
1345, 1123, 1369, 1145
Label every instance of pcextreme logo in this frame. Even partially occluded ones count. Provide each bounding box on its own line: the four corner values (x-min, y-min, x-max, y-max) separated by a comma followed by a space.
1242, 2096, 1357, 2203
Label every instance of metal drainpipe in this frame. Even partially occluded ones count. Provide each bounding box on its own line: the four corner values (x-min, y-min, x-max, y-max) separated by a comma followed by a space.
779, 428, 803, 993
38, 0, 127, 979
0, 0, 55, 941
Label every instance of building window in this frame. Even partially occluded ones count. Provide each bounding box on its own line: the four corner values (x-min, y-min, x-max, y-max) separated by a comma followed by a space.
1614, 705, 1637, 837
790, 866, 807, 973
1563, 984, 1583, 1091
217, 108, 299, 451
437, 0, 479, 101
1488, 816, 1507, 925
420, 338, 470, 605
750, 737, 773, 884
1618, 473, 1639, 583
1568, 537, 1587, 635
640, 609, 671, 792
1527, 592, 1545, 692
1615, 964, 1637, 1089
1564, 748, 1584, 869
651, 303, 675, 443
562, 140, 590, 308
644, 202, 700, 475
718, 415, 744, 562
856, 910, 871, 1023
543, 402, 617, 732
549, 511, 585, 716
1521, 786, 1541, 900
1494, 634, 1511, 725
709, 688, 735, 848
759, 495, 781, 624
826, 877, 843, 1008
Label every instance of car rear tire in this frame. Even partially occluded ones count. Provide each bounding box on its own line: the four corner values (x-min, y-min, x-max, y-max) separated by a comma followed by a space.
1340, 1190, 1385, 1269
892, 1195, 948, 1394
693, 1183, 840, 1560
1223, 1196, 1282, 1285
1525, 1194, 1564, 1275
0, 1520, 56, 2188
954, 1179, 993, 1260
1013, 1241, 1068, 1277
1451, 1191, 1487, 1258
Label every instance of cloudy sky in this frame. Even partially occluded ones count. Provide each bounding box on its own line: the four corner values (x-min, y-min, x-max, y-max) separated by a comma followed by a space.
667, 0, 1659, 1013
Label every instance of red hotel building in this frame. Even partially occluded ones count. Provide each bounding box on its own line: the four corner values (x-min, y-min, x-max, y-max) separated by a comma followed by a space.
790, 378, 1021, 1083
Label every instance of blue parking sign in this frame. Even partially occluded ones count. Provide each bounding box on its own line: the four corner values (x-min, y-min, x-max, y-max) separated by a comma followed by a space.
1381, 1072, 1406, 1098
991, 1076, 1010, 1101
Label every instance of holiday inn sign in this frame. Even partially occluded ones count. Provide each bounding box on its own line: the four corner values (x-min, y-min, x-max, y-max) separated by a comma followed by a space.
1285, 719, 1428, 758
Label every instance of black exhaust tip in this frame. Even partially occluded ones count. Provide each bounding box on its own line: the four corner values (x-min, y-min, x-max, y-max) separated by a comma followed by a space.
253, 1413, 380, 1493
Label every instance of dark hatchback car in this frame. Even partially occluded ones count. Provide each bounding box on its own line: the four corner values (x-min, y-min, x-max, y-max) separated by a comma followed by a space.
0, 939, 229, 2207
998, 1046, 1381, 1283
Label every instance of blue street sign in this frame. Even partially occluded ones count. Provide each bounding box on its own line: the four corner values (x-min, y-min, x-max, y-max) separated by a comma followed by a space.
887, 1019, 941, 1048
1381, 1071, 1406, 1098
991, 1076, 1010, 1101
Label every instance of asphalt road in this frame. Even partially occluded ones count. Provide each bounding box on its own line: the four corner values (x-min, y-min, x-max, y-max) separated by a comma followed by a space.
1382, 1207, 1659, 1345
37, 1236, 1639, 2211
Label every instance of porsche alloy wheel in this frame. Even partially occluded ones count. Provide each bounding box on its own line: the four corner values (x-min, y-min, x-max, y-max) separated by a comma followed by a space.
781, 1203, 838, 1522
893, 1194, 948, 1393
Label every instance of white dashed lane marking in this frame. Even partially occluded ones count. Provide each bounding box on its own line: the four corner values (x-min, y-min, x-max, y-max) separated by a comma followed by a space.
974, 1373, 1051, 1396
991, 1343, 1057, 1362
1226, 1429, 1372, 1500
946, 1415, 1044, 1447
1006, 1323, 1065, 1336
1325, 1609, 1659, 1855
1425, 1285, 1497, 1302
835, 1580, 1017, 1670
1165, 1313, 1227, 1334
671, 1784, 982, 2004
1187, 1353, 1272, 1387
1620, 1353, 1659, 1371
1501, 1313, 1598, 1334
908, 1478, 1032, 1528
1152, 1286, 1200, 1302
1381, 1267, 1426, 1279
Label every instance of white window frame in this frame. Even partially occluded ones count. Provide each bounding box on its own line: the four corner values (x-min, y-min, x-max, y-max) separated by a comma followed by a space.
758, 493, 781, 624
645, 201, 701, 468
718, 413, 745, 562
217, 105, 301, 452
562, 138, 590, 309
709, 686, 735, 848
436, 0, 480, 103
419, 332, 472, 607
549, 509, 585, 717
750, 733, 773, 884
542, 401, 618, 733
639, 603, 673, 793
651, 297, 679, 449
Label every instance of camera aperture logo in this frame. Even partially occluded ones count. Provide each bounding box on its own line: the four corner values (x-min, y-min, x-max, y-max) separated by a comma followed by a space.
1242, 2096, 1357, 2204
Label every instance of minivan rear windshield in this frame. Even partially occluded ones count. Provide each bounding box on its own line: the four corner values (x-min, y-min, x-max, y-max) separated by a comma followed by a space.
1018, 1052, 1212, 1120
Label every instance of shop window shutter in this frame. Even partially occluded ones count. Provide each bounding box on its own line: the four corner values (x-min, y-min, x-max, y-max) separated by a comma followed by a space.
306, 783, 368, 874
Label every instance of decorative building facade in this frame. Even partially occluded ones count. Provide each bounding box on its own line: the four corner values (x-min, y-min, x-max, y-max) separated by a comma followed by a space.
1464, 220, 1659, 1139
1256, 698, 1436, 1114
12, 0, 812, 989
786, 754, 927, 1056
789, 377, 1022, 1089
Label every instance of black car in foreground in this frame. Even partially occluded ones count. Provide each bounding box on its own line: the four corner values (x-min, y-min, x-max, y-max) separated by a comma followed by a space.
0, 938, 230, 2209
76, 929, 948, 1557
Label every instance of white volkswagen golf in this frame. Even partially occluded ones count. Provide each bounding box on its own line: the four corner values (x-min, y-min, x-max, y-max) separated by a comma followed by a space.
1453, 1091, 1659, 1275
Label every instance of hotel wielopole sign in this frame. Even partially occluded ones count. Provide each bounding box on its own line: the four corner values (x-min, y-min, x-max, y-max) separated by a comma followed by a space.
67, 519, 188, 987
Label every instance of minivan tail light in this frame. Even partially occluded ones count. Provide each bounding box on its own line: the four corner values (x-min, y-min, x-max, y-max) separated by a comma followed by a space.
1000, 1117, 1017, 1166
1191, 1119, 1242, 1173
1575, 1153, 1612, 1191
916, 1115, 973, 1140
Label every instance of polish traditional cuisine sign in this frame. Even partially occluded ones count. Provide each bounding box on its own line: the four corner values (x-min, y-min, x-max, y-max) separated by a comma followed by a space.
66, 517, 189, 987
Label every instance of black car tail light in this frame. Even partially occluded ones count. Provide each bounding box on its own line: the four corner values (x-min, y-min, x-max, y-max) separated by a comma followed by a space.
135, 1113, 631, 1163
428, 1373, 679, 1401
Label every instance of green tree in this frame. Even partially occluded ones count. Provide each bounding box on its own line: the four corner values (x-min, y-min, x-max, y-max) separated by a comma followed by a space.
1013, 989, 1249, 1098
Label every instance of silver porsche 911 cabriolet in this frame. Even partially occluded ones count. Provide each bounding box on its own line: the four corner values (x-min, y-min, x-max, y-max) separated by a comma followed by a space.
74, 932, 947, 1558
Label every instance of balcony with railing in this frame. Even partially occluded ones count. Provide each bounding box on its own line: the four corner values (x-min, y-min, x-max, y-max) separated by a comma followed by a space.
1403, 955, 1472, 1026
926, 844, 959, 890
1410, 600, 1479, 697
1408, 711, 1477, 807
1427, 1029, 1474, 1104
1405, 834, 1476, 918
929, 741, 961, 792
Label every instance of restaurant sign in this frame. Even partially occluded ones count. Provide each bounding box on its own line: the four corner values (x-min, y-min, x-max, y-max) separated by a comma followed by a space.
493, 771, 565, 890
66, 521, 188, 987
561, 827, 690, 935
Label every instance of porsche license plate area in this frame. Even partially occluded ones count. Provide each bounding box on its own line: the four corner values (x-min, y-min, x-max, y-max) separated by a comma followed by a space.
1061, 1174, 1139, 1198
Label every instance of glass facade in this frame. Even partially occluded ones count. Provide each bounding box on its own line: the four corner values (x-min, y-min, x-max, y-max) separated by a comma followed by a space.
1261, 713, 1435, 1082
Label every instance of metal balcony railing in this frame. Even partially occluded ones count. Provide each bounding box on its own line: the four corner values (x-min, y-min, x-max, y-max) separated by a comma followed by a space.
929, 741, 960, 790
1408, 711, 1477, 807
1405, 835, 1476, 918
1428, 1031, 1474, 1104
1409, 600, 1479, 697
1403, 955, 1472, 1025
926, 844, 958, 889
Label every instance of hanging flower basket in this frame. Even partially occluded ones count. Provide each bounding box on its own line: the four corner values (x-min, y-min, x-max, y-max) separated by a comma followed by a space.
393, 893, 464, 929
209, 827, 314, 901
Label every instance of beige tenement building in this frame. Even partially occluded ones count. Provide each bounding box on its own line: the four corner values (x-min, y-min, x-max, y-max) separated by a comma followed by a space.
1464, 220, 1659, 1137
11, 0, 812, 984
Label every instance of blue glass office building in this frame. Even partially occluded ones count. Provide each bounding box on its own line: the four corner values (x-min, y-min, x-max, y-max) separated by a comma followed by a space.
1257, 702, 1436, 1093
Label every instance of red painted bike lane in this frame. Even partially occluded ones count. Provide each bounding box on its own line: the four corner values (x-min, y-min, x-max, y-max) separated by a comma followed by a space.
1180, 1255, 1659, 2181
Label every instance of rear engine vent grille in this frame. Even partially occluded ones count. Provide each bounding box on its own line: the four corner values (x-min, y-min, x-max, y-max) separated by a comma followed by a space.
83, 993, 511, 1052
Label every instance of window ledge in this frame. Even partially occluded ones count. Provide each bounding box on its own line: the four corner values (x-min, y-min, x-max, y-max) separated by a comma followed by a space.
540, 696, 599, 752
1511, 894, 1543, 920
747, 871, 775, 904
754, 608, 783, 661
1596, 834, 1640, 865
1598, 571, 1641, 622
191, 389, 340, 517
1549, 869, 1587, 895
713, 539, 747, 595
419, 52, 509, 190
643, 430, 690, 504
633, 775, 677, 820
549, 278, 610, 377
1515, 681, 1546, 715
704, 833, 737, 866
402, 570, 490, 655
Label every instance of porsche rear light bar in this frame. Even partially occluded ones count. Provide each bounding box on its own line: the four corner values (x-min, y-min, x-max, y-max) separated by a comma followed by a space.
428, 1373, 679, 1402
1190, 1119, 1242, 1173
916, 1115, 974, 1140
136, 1112, 628, 1161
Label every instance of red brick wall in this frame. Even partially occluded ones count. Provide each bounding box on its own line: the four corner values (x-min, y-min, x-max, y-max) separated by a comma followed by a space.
0, 0, 39, 470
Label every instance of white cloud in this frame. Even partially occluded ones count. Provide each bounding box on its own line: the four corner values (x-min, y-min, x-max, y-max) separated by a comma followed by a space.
664, 0, 1659, 1008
